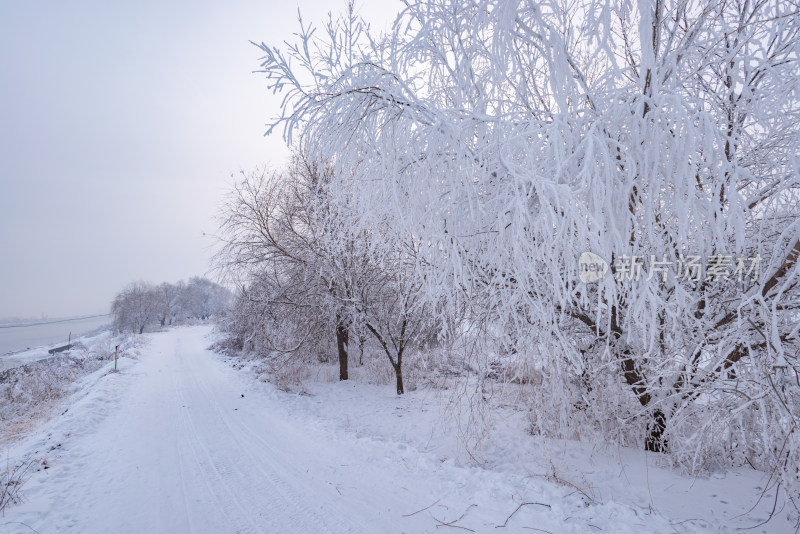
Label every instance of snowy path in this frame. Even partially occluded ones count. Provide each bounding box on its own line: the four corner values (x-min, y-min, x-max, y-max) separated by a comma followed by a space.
3, 327, 429, 533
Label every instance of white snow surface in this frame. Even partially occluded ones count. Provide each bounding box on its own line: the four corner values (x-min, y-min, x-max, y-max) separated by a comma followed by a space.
1, 325, 793, 533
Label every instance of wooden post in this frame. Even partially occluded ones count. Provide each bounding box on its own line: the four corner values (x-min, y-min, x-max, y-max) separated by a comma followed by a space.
115, 345, 119, 371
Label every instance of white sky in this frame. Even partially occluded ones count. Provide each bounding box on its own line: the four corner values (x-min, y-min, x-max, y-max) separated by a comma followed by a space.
0, 0, 398, 319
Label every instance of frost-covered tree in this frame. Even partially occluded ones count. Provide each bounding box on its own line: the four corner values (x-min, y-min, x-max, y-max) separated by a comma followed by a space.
254, 0, 800, 498
355, 253, 434, 395
216, 158, 360, 380
183, 277, 232, 320
111, 281, 161, 334
157, 281, 184, 326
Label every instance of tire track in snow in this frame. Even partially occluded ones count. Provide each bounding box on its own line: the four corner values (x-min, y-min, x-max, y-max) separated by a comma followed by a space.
171, 338, 269, 534
172, 354, 242, 533
176, 335, 365, 533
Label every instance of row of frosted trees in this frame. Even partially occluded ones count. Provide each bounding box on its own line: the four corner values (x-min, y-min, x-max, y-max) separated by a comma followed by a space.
215, 0, 800, 507
111, 277, 231, 334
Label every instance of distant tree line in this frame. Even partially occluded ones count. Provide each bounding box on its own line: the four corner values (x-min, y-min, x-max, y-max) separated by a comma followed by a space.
111, 277, 232, 334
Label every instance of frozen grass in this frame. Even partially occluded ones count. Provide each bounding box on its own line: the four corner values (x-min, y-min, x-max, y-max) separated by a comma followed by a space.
0, 333, 142, 444
0, 457, 32, 515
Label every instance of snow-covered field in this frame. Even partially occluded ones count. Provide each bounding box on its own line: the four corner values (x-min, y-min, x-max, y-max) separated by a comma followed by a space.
0, 326, 793, 533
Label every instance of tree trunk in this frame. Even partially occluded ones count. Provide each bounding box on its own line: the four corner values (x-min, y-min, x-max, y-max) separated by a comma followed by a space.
336, 322, 349, 381
394, 364, 404, 395
395, 348, 405, 394
645, 409, 668, 452
139, 325, 145, 334
616, 347, 668, 452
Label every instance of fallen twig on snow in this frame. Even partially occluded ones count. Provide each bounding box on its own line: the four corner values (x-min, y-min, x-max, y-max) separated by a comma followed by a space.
433, 503, 477, 531
495, 501, 551, 528
402, 498, 441, 517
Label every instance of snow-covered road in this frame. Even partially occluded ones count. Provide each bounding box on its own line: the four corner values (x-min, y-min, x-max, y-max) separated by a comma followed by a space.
3, 326, 436, 533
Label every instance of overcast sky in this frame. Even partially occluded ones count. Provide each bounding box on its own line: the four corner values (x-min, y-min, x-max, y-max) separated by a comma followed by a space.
0, 0, 396, 319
